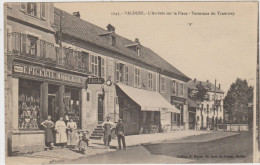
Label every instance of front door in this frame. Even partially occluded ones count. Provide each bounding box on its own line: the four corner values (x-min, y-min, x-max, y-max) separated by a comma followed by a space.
98, 94, 104, 123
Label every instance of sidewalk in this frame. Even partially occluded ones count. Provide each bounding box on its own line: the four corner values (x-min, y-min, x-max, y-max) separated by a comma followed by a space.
6, 130, 216, 164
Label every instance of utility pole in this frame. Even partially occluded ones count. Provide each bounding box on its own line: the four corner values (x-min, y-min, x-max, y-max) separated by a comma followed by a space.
214, 79, 217, 130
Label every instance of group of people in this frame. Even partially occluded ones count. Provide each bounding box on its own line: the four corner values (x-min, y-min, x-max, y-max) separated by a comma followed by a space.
41, 115, 126, 151
102, 116, 126, 150
41, 115, 88, 151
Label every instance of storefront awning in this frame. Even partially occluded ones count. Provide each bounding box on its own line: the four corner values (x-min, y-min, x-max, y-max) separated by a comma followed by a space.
117, 84, 180, 113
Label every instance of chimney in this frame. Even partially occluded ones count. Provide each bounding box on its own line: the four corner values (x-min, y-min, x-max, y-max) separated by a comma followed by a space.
206, 80, 209, 83
194, 78, 197, 83
107, 24, 115, 32
73, 11, 80, 18
135, 38, 140, 44
219, 84, 221, 89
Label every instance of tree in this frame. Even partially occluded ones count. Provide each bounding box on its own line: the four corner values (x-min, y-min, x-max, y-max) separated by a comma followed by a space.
189, 83, 209, 102
224, 78, 253, 123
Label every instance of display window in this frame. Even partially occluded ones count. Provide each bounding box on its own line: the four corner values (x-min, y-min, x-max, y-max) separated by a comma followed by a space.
64, 88, 81, 128
18, 79, 41, 130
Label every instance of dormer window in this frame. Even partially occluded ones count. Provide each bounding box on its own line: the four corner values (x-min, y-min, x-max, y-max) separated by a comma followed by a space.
137, 47, 140, 57
111, 36, 116, 46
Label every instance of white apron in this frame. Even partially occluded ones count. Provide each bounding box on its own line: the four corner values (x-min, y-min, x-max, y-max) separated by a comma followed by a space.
55, 120, 67, 144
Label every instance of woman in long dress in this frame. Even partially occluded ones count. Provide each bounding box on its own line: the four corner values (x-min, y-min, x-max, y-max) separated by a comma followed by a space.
41, 115, 54, 150
55, 117, 67, 148
67, 118, 77, 148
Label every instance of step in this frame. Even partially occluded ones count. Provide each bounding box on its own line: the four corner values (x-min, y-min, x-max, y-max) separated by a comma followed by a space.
90, 136, 102, 140
93, 130, 104, 134
91, 133, 103, 136
94, 129, 103, 132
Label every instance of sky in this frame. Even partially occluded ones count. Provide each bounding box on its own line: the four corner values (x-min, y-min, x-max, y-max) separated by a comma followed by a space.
54, 2, 258, 94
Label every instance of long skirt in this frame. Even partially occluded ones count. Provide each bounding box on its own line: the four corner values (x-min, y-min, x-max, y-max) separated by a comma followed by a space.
45, 128, 54, 143
67, 130, 77, 146
78, 140, 88, 151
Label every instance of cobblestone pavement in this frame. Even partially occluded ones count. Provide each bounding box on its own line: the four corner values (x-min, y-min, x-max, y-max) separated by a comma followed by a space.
6, 130, 215, 164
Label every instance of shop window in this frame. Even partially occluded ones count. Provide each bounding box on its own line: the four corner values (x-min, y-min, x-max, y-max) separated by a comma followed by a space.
134, 67, 141, 87
18, 79, 41, 130
64, 88, 81, 128
160, 76, 165, 92
148, 72, 153, 89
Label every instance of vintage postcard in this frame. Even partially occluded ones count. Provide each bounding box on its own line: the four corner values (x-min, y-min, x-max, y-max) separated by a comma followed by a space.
3, 1, 259, 164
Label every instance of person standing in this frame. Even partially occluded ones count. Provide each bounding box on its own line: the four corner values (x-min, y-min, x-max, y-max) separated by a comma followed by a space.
115, 119, 126, 150
41, 115, 54, 150
55, 117, 67, 148
102, 116, 114, 148
67, 118, 77, 148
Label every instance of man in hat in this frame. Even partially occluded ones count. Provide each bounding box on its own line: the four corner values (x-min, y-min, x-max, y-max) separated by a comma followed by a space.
115, 119, 126, 150
102, 116, 114, 147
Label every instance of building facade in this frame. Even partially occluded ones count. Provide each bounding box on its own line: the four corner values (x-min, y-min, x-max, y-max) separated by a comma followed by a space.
188, 79, 224, 130
5, 3, 190, 154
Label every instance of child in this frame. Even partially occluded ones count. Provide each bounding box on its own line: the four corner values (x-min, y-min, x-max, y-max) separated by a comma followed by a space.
78, 130, 89, 153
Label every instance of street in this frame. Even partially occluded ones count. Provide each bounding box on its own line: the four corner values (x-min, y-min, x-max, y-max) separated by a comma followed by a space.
64, 131, 252, 164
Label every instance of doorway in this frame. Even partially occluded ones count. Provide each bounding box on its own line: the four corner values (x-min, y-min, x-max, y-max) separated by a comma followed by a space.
48, 84, 59, 122
98, 94, 104, 123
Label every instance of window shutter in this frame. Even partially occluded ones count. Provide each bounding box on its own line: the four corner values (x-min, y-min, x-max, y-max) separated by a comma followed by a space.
40, 3, 46, 19
15, 33, 21, 53
21, 34, 26, 54
85, 52, 89, 72
26, 36, 30, 54
20, 2, 26, 11
11, 33, 16, 52
114, 61, 117, 82
89, 54, 92, 73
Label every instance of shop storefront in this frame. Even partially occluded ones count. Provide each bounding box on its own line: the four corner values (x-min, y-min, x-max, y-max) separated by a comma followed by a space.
171, 95, 188, 130
116, 84, 179, 135
10, 61, 86, 153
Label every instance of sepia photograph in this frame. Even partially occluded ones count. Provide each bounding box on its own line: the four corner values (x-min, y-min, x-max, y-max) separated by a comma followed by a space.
2, 1, 259, 164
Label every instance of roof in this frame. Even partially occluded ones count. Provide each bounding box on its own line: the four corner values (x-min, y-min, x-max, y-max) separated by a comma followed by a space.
188, 80, 224, 93
53, 7, 190, 82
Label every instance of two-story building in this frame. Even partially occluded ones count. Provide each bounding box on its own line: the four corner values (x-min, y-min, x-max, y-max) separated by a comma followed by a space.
5, 2, 190, 154
188, 79, 224, 130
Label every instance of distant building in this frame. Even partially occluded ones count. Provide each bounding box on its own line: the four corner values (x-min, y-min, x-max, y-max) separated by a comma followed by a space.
188, 79, 224, 130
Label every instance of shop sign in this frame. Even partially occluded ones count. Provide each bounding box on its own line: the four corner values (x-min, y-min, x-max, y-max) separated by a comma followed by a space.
14, 66, 24, 73
86, 78, 105, 84
13, 64, 84, 84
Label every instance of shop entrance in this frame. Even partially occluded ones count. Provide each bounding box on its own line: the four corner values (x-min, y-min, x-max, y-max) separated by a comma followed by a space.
98, 94, 104, 123
48, 84, 59, 122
